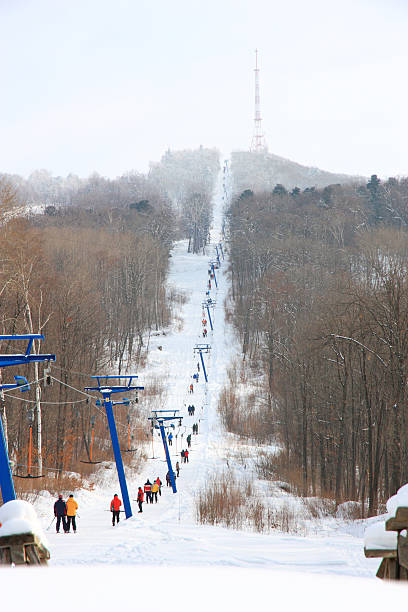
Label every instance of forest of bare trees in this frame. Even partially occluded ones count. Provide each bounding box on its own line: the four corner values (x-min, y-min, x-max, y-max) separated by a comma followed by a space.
149, 148, 219, 253
0, 147, 220, 496
226, 174, 408, 516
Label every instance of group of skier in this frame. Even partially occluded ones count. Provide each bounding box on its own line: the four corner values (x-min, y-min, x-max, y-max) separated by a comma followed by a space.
50, 249, 219, 535
53, 494, 78, 533
141, 477, 162, 508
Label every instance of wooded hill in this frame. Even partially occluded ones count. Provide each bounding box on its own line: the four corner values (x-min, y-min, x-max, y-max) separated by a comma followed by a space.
226, 173, 408, 516
231, 151, 364, 195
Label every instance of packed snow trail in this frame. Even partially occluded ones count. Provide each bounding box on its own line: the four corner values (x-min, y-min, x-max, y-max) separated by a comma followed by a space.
31, 175, 378, 578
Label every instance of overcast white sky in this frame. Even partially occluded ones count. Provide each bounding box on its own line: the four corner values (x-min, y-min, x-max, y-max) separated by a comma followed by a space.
0, 0, 407, 179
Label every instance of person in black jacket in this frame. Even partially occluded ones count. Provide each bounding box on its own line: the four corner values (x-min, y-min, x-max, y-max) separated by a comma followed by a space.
54, 495, 68, 533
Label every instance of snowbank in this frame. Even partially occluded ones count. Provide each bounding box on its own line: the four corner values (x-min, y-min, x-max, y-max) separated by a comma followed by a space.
387, 483, 408, 516
0, 500, 47, 546
364, 521, 397, 551
364, 482, 408, 551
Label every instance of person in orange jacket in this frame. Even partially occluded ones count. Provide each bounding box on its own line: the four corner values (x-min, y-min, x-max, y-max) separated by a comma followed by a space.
110, 494, 122, 526
151, 481, 159, 503
66, 494, 78, 533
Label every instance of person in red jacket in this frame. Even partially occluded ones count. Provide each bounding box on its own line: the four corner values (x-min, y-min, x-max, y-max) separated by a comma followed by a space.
155, 476, 162, 496
110, 494, 122, 526
184, 449, 189, 463
137, 487, 144, 513
144, 480, 152, 503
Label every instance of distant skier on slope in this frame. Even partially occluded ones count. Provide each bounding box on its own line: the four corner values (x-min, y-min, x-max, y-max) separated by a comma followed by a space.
66, 494, 78, 533
152, 481, 159, 503
175, 461, 180, 477
137, 487, 144, 513
54, 494, 68, 533
184, 449, 189, 463
166, 471, 171, 486
186, 433, 192, 448
144, 480, 153, 503
110, 494, 122, 526
155, 476, 162, 496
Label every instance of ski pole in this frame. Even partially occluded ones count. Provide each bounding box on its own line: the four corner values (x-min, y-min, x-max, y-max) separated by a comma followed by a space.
46, 517, 56, 531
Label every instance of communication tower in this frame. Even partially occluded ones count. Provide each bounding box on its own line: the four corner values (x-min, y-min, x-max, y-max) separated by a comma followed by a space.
250, 49, 267, 152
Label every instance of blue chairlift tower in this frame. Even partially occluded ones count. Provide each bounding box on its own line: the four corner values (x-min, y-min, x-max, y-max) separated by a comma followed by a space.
194, 344, 211, 383
85, 375, 144, 519
148, 409, 181, 493
202, 300, 216, 332
209, 261, 218, 288
0, 334, 55, 503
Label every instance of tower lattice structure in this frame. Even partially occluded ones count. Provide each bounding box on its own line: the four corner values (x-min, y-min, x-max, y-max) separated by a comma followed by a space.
250, 49, 267, 152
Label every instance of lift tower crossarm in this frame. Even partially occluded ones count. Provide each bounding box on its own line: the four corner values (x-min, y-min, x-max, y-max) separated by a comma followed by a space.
0, 334, 55, 504
0, 334, 55, 367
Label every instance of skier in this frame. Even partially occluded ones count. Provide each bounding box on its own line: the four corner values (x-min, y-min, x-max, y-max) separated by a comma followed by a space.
168, 432, 173, 446
151, 481, 159, 503
137, 487, 144, 513
54, 494, 67, 533
166, 471, 171, 487
189, 383, 194, 394
187, 433, 192, 448
175, 461, 180, 477
181, 449, 185, 463
203, 328, 207, 338
66, 494, 78, 533
110, 494, 122, 526
184, 449, 189, 463
192, 405, 195, 415
144, 480, 153, 503
197, 362, 200, 372
155, 476, 162, 496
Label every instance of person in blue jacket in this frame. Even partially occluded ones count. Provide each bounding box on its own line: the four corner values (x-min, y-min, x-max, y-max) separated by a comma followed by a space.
54, 494, 68, 533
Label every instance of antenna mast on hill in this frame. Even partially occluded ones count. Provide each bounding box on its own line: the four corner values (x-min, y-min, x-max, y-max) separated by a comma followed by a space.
250, 49, 267, 153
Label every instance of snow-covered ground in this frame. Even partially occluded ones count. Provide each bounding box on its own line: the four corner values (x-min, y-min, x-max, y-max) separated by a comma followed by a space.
4, 173, 404, 606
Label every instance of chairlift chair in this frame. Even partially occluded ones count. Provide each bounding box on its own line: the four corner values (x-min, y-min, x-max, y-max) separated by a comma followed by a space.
80, 416, 102, 464
14, 411, 44, 479
121, 414, 138, 452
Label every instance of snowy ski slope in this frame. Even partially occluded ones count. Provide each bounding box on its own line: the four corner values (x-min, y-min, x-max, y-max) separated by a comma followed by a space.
4, 175, 406, 609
